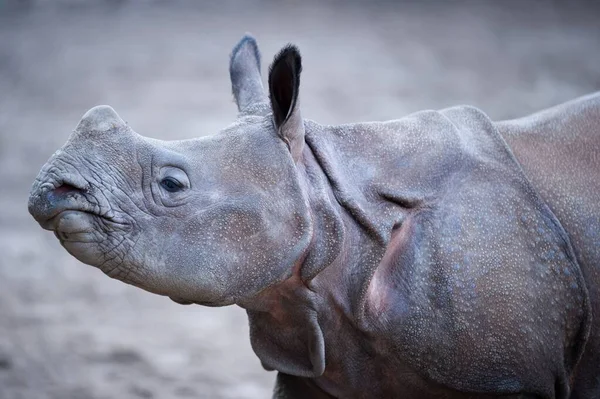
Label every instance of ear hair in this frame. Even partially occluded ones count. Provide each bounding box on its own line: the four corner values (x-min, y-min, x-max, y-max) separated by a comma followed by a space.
268, 45, 302, 127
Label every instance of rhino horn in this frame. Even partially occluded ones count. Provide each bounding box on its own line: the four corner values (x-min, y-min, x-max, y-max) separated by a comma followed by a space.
75, 105, 126, 132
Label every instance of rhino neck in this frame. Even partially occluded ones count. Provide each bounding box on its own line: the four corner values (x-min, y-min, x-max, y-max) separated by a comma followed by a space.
236, 119, 423, 382
301, 120, 422, 319
237, 122, 394, 378
237, 145, 342, 377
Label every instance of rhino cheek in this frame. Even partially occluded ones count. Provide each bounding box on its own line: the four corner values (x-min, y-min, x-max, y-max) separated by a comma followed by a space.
165, 213, 268, 303
154, 202, 311, 305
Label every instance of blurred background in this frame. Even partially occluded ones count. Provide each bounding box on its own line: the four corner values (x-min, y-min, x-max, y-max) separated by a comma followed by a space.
0, 1, 599, 398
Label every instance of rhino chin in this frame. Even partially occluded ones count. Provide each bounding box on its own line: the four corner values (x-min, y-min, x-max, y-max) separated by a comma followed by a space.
47, 210, 136, 280
169, 296, 194, 305
168, 296, 223, 307
52, 210, 98, 238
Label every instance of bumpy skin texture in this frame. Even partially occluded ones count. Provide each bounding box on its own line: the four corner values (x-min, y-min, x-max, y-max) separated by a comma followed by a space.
498, 97, 600, 399
28, 35, 599, 399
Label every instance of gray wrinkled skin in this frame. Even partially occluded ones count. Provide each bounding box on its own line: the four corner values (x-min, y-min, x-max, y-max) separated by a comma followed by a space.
28, 35, 599, 399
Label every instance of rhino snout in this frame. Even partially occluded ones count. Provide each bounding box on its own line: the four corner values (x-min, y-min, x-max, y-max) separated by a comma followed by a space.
28, 162, 138, 273
28, 179, 90, 225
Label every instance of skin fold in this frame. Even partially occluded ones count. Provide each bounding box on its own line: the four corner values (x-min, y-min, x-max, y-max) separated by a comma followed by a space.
28, 35, 599, 398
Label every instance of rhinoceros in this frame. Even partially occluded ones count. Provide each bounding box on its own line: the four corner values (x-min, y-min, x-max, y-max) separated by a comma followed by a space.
28, 34, 599, 398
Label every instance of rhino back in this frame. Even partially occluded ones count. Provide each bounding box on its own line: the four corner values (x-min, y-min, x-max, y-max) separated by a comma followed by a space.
498, 92, 600, 398
304, 106, 590, 397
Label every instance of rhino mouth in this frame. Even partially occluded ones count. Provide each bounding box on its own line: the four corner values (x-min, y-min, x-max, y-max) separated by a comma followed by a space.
29, 182, 128, 238
50, 210, 104, 242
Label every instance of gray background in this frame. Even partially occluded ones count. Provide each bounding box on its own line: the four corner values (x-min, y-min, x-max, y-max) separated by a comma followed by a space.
1, 1, 599, 398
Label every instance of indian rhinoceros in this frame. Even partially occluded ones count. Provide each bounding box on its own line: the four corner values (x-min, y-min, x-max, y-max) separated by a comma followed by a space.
27, 35, 599, 399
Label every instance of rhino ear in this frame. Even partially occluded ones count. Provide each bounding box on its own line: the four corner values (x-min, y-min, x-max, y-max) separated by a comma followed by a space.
230, 34, 267, 114
268, 44, 305, 163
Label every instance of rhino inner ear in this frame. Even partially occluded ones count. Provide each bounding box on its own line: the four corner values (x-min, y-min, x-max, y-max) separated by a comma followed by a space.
268, 44, 305, 162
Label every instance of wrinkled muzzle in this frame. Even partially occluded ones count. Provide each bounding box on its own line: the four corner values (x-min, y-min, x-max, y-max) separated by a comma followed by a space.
27, 147, 133, 265
27, 105, 136, 276
28, 158, 132, 277
28, 160, 118, 234
29, 105, 127, 231
29, 162, 88, 227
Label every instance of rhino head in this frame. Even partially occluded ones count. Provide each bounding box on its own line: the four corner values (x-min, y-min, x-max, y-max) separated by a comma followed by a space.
28, 36, 315, 307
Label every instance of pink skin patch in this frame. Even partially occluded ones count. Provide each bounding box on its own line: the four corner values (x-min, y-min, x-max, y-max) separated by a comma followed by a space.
53, 183, 81, 195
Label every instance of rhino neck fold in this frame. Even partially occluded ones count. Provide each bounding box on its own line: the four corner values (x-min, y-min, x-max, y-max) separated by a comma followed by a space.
239, 119, 424, 381
302, 120, 418, 320
237, 125, 386, 379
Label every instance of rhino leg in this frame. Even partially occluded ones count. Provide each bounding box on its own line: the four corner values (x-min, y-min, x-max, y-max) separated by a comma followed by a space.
272, 373, 333, 399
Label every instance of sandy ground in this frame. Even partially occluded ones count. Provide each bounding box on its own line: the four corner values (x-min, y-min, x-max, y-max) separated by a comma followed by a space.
0, 1, 599, 398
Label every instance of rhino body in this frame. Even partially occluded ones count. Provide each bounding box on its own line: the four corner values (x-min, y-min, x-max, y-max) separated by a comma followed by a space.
28, 36, 599, 398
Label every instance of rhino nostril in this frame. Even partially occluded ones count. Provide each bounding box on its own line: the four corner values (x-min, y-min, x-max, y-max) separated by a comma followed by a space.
54, 182, 84, 195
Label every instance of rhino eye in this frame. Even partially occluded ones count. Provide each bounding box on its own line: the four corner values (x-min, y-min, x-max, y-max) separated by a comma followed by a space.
160, 177, 184, 193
